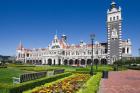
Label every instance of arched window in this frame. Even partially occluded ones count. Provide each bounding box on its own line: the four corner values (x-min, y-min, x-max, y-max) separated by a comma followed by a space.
110, 17, 112, 21
113, 17, 115, 20
122, 48, 125, 53
127, 48, 129, 53
117, 16, 119, 20
96, 50, 98, 54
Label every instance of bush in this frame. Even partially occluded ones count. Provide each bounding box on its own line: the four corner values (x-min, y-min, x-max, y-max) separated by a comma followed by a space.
2, 72, 72, 93
66, 71, 91, 74
54, 69, 65, 75
77, 72, 102, 93
7, 64, 35, 68
127, 66, 140, 70
20, 71, 47, 83
76, 66, 113, 72
0, 66, 7, 68
76, 68, 90, 72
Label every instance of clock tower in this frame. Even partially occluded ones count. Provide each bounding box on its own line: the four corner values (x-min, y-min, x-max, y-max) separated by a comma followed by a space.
107, 1, 122, 64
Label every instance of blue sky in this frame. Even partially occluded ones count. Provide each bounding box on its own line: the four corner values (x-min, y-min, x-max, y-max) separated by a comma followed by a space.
0, 0, 140, 56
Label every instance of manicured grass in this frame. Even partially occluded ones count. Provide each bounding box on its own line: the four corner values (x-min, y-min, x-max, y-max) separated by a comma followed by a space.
0, 67, 33, 84
50, 65, 113, 72
0, 64, 114, 93
75, 65, 113, 73
19, 65, 82, 72
0, 64, 113, 84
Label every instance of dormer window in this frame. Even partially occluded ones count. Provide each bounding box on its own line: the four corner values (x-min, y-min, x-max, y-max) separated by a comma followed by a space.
55, 39, 58, 43
52, 45, 60, 49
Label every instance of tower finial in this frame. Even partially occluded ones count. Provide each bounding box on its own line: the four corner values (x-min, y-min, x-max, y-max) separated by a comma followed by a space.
20, 40, 22, 45
56, 29, 58, 36
17, 40, 24, 50
111, 0, 116, 9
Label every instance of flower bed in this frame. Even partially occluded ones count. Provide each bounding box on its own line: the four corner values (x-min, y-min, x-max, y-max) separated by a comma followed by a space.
28, 74, 90, 93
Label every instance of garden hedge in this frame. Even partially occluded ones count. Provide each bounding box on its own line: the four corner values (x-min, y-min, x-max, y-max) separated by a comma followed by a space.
127, 66, 140, 70
66, 71, 91, 74
1, 72, 72, 93
0, 66, 7, 68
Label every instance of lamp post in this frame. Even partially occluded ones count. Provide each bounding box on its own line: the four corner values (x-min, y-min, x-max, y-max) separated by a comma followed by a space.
90, 34, 95, 76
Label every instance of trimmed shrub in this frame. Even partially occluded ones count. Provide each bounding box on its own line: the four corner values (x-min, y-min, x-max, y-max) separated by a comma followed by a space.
77, 72, 102, 93
0, 66, 7, 68
127, 66, 140, 70
66, 71, 91, 74
20, 71, 47, 83
54, 69, 65, 75
8, 64, 35, 68
2, 72, 72, 93
76, 68, 90, 72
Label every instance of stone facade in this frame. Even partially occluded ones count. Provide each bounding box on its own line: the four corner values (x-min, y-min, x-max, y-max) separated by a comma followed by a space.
16, 1, 132, 65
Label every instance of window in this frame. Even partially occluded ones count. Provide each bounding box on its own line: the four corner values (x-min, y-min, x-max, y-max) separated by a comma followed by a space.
122, 48, 125, 53
127, 48, 129, 53
88, 50, 91, 55
26, 54, 29, 57
117, 16, 119, 20
111, 28, 118, 39
76, 51, 79, 55
83, 52, 86, 55
96, 50, 98, 54
110, 17, 112, 21
113, 17, 115, 20
55, 39, 58, 43
105, 49, 107, 53
62, 51, 65, 55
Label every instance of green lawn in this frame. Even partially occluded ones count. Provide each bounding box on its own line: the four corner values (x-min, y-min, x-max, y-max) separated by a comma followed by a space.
0, 64, 124, 93
0, 67, 33, 84
0, 64, 113, 84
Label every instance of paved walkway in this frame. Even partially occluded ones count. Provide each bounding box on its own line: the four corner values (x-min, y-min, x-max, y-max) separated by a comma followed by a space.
99, 70, 140, 93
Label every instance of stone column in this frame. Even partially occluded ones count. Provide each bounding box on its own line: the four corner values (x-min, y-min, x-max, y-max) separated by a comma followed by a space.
125, 47, 127, 54
129, 47, 131, 54
67, 59, 69, 65
42, 59, 44, 64
24, 53, 27, 63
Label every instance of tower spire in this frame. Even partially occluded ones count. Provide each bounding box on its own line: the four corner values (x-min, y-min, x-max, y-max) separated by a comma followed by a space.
17, 40, 24, 50
54, 29, 58, 39
56, 29, 58, 36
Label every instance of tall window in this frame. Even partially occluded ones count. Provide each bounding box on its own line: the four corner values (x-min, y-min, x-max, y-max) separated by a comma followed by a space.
113, 17, 115, 20
122, 48, 125, 53
127, 48, 129, 53
117, 16, 119, 20
110, 17, 112, 21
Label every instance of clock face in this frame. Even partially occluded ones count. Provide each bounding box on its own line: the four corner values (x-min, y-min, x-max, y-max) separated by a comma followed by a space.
111, 28, 118, 39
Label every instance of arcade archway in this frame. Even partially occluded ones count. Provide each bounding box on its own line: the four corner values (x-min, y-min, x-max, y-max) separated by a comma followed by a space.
81, 59, 86, 65
48, 59, 52, 65
64, 59, 68, 65
69, 59, 73, 65
101, 59, 107, 65
87, 59, 92, 65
